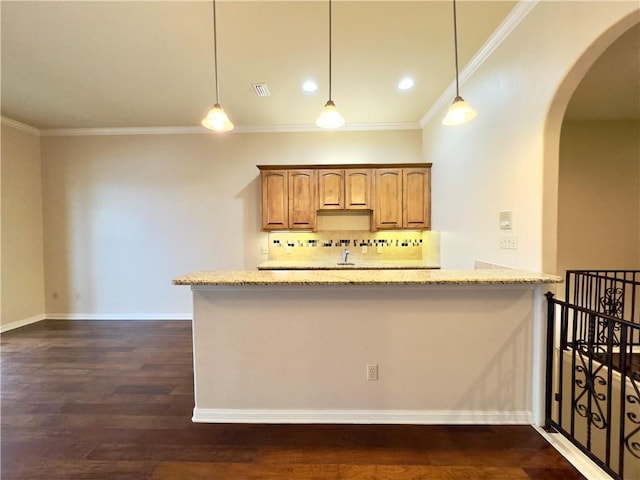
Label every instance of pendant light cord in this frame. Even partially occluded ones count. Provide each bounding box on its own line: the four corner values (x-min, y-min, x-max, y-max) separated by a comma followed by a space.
452, 0, 460, 98
328, 0, 333, 102
212, 0, 220, 104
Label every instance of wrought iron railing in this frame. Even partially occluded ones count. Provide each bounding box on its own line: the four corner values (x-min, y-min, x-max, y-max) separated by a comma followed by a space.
565, 270, 639, 336
545, 269, 640, 479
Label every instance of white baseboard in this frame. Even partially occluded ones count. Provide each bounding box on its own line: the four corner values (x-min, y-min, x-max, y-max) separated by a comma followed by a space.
534, 426, 613, 480
45, 313, 192, 321
1, 314, 47, 333
192, 408, 533, 425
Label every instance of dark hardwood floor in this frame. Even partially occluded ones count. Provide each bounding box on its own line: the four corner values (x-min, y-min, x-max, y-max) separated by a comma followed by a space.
1, 320, 586, 480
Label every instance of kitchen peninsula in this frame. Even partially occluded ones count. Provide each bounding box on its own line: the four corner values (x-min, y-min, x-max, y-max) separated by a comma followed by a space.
174, 268, 561, 426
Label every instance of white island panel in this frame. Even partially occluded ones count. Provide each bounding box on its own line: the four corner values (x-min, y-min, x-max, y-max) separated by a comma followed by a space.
190, 283, 544, 425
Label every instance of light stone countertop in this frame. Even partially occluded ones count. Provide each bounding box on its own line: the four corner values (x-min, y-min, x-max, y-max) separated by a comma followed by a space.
257, 260, 440, 270
173, 269, 562, 286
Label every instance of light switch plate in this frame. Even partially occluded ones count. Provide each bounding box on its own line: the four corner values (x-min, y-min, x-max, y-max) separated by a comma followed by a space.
499, 235, 518, 249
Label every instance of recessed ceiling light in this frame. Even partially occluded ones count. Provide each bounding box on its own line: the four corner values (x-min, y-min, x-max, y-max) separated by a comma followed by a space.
302, 80, 318, 93
398, 77, 415, 90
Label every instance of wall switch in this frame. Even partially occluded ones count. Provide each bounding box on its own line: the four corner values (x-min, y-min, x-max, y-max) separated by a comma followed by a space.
260, 246, 268, 255
499, 235, 518, 250
367, 364, 379, 381
499, 211, 513, 230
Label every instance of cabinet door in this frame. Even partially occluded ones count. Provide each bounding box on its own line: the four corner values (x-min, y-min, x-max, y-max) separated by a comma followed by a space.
318, 169, 344, 209
288, 170, 317, 230
261, 170, 288, 230
345, 169, 372, 210
403, 167, 431, 229
374, 168, 402, 229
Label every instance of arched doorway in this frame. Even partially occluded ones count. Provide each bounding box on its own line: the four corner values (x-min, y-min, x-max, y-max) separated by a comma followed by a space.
543, 11, 640, 282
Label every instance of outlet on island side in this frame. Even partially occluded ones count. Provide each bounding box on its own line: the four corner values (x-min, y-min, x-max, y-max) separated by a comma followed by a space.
367, 364, 379, 381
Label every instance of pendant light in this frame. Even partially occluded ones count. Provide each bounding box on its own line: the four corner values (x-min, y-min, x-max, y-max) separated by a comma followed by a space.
202, 0, 234, 132
442, 0, 477, 126
316, 0, 345, 129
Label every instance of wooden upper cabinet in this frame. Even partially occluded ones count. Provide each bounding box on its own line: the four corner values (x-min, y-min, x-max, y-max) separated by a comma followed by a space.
403, 167, 431, 229
261, 170, 288, 230
261, 169, 316, 230
373, 166, 431, 230
374, 168, 403, 230
288, 170, 317, 230
344, 169, 372, 210
318, 169, 344, 209
318, 168, 372, 210
259, 164, 429, 231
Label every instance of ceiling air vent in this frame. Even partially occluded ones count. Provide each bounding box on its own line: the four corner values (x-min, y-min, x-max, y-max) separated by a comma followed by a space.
252, 83, 271, 97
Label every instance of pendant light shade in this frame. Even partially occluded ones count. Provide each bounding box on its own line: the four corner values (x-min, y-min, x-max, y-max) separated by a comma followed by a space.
442, 0, 477, 126
316, 100, 345, 129
202, 103, 234, 132
316, 0, 344, 129
442, 96, 477, 126
202, 0, 234, 132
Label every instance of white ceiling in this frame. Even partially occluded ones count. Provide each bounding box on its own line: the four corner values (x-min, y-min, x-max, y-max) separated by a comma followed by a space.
1, 1, 638, 131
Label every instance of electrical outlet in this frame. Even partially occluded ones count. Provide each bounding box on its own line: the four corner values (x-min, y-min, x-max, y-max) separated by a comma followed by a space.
362, 245, 368, 254
376, 245, 383, 254
499, 235, 518, 250
260, 246, 268, 255
367, 364, 379, 381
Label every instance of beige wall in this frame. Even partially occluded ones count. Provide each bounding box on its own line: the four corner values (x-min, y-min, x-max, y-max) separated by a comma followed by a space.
422, 1, 638, 272
557, 120, 640, 273
41, 130, 421, 316
1, 125, 45, 329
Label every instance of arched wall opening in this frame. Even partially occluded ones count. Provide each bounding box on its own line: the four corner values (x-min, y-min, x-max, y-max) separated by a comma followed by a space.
543, 12, 639, 279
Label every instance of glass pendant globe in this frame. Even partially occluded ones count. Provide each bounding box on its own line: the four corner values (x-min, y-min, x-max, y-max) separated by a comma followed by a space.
316, 100, 345, 129
442, 96, 477, 126
202, 104, 234, 132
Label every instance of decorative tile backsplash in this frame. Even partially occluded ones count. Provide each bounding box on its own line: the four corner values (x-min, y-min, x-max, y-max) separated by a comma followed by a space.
268, 230, 440, 264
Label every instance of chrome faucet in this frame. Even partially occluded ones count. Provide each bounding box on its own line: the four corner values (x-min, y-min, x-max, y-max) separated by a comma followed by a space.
342, 248, 351, 263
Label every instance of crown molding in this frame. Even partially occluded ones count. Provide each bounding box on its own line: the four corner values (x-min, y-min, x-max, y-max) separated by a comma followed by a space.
1, 116, 41, 136
39, 122, 420, 137
2, 116, 419, 137
420, 0, 539, 128
236, 122, 421, 133
41, 126, 206, 137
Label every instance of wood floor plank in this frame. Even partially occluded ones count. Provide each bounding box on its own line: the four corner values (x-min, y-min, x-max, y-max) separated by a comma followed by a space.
1, 320, 587, 480
86, 442, 258, 462
152, 461, 342, 480
338, 464, 531, 479
256, 445, 577, 469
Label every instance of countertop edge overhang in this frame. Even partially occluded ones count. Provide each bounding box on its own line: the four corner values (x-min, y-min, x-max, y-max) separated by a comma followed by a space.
172, 269, 563, 286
